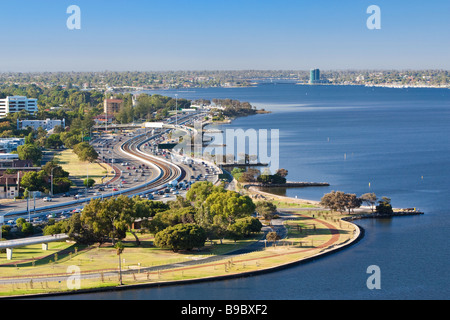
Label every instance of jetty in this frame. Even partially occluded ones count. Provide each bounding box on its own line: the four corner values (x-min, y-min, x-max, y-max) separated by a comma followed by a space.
343, 209, 424, 221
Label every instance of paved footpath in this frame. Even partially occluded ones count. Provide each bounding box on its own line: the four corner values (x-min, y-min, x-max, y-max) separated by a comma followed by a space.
0, 212, 347, 285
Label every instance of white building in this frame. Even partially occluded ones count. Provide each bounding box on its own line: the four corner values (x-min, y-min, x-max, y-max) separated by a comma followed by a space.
17, 118, 65, 132
0, 139, 25, 153
0, 96, 38, 118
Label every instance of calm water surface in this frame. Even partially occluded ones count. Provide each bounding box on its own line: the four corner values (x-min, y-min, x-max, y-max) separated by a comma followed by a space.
44, 84, 450, 300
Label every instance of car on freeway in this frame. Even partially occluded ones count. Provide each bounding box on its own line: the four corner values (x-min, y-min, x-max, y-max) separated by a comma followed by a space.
43, 197, 52, 202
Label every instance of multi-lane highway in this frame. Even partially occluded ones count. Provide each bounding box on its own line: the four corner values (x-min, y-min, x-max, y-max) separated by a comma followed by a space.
0, 113, 220, 226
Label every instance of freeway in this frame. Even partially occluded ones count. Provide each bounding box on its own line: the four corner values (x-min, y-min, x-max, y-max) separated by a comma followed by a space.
0, 114, 219, 225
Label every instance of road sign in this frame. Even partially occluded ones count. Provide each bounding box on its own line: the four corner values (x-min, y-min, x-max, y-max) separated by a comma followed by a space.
158, 143, 177, 150
218, 173, 229, 180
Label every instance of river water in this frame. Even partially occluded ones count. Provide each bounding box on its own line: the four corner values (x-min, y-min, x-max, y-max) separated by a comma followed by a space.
44, 83, 450, 300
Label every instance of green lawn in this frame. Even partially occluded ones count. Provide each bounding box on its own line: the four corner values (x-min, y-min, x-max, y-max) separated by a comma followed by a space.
53, 149, 108, 186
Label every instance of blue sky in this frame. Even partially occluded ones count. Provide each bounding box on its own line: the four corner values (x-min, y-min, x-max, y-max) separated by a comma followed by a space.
0, 0, 448, 71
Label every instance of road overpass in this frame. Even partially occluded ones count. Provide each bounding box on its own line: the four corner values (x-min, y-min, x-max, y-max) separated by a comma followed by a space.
0, 234, 69, 260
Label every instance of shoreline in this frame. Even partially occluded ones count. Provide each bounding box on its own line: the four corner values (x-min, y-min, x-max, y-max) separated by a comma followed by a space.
0, 99, 415, 299
1, 192, 363, 300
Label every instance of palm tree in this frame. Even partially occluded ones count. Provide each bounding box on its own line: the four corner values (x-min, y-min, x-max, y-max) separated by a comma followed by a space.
115, 241, 124, 285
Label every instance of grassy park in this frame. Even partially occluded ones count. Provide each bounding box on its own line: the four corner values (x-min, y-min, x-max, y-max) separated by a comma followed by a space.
53, 149, 109, 187
0, 210, 358, 297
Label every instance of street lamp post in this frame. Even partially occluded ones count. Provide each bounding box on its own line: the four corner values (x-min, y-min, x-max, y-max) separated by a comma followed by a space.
50, 167, 56, 197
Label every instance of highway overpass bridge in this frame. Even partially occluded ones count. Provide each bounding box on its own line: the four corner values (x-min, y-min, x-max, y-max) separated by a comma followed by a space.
0, 234, 69, 260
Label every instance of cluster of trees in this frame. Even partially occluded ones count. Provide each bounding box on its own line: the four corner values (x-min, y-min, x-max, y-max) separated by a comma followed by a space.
231, 167, 289, 185
212, 99, 257, 117
131, 93, 190, 122
73, 141, 98, 163
44, 182, 262, 252
255, 201, 278, 220
44, 195, 169, 245
0, 71, 254, 90
21, 161, 72, 195
1, 217, 36, 241
155, 181, 261, 247
320, 191, 362, 214
16, 135, 42, 166
320, 191, 393, 214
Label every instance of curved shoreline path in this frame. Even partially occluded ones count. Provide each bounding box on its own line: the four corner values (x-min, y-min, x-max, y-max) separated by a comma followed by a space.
0, 207, 360, 298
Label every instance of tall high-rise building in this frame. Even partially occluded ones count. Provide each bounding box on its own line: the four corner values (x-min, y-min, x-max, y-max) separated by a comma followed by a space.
103, 98, 123, 114
309, 69, 320, 84
0, 96, 38, 118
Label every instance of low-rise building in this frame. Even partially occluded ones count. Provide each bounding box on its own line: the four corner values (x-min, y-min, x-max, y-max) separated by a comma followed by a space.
0, 174, 19, 199
0, 138, 25, 153
17, 118, 65, 132
0, 96, 38, 118
94, 114, 115, 125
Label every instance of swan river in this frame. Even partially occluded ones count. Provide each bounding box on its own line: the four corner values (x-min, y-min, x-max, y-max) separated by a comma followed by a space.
41, 83, 450, 300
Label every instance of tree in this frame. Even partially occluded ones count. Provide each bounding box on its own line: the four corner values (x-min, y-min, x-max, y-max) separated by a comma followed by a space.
146, 206, 197, 235
52, 177, 72, 194
275, 168, 288, 178
17, 143, 42, 165
73, 142, 98, 163
376, 197, 393, 215
80, 196, 133, 245
186, 181, 223, 206
20, 171, 46, 192
203, 190, 255, 224
344, 193, 362, 214
227, 217, 262, 242
42, 161, 69, 179
255, 201, 277, 220
16, 217, 26, 229
115, 241, 125, 285
83, 178, 95, 188
21, 222, 34, 235
266, 231, 280, 243
1, 225, 11, 239
360, 193, 378, 212
154, 224, 207, 252
45, 133, 63, 149
320, 191, 347, 213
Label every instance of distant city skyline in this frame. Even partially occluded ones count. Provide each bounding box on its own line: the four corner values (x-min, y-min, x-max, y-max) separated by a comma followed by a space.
0, 0, 449, 72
